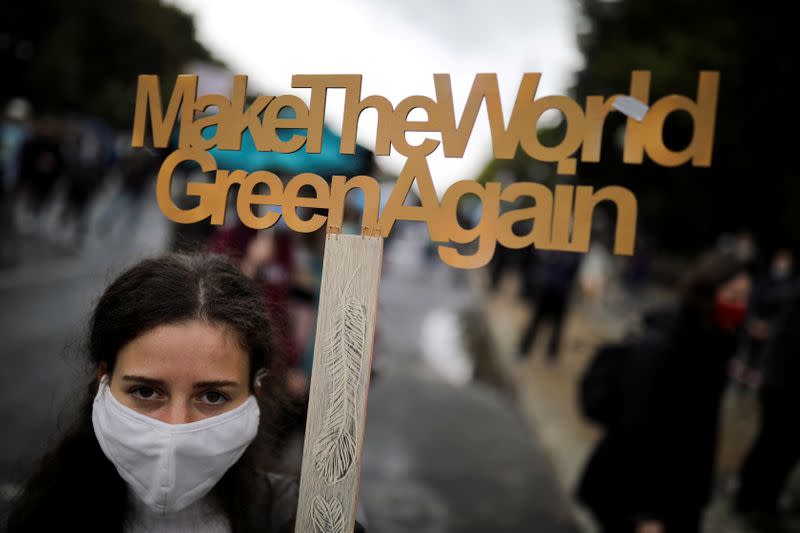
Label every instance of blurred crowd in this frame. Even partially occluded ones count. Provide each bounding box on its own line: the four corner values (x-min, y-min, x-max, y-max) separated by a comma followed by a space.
0, 97, 157, 265
487, 214, 799, 532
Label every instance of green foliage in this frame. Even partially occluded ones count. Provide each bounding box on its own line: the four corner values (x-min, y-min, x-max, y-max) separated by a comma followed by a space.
478, 1, 797, 256
573, 0, 797, 254
1, 0, 217, 127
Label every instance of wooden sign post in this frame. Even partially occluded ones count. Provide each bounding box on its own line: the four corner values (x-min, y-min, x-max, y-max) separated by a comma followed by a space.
294, 228, 384, 533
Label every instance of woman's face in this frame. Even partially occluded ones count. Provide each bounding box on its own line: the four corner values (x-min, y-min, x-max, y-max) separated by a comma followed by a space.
102, 320, 251, 424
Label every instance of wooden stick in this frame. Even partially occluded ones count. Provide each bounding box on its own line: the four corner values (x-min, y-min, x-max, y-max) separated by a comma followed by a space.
295, 231, 383, 533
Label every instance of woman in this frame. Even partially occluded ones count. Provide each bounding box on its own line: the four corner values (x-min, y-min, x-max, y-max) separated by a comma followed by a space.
576, 251, 752, 533
6, 252, 365, 532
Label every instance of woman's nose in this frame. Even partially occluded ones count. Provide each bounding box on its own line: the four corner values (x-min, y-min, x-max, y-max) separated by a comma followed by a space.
159, 401, 195, 424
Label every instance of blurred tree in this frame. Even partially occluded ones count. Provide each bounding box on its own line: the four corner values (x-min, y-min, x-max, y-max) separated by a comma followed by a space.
479, 1, 797, 258
572, 0, 798, 256
0, 0, 217, 127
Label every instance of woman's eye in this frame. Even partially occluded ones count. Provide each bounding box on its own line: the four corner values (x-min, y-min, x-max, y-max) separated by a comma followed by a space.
200, 391, 228, 405
131, 387, 159, 401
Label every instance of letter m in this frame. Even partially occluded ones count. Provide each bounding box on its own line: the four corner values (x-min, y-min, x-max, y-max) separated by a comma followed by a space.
132, 75, 197, 148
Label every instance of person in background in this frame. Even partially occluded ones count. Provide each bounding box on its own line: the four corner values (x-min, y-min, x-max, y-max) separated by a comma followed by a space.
206, 223, 299, 368
205, 222, 310, 453
98, 142, 163, 240
731, 248, 795, 390
60, 117, 116, 248
517, 249, 581, 363
577, 251, 752, 533
0, 98, 31, 267
735, 281, 800, 527
15, 116, 64, 233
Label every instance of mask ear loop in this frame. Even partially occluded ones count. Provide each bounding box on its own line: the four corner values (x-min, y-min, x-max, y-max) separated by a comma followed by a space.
253, 368, 269, 390
94, 373, 111, 402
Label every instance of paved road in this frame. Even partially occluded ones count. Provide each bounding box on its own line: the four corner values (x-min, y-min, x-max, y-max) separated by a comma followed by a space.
353, 257, 579, 532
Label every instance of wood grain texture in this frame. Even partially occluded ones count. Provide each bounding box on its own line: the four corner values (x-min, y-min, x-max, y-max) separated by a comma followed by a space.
295, 234, 383, 533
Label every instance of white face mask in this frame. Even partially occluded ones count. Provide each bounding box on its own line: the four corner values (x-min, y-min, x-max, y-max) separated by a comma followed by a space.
91, 374, 260, 515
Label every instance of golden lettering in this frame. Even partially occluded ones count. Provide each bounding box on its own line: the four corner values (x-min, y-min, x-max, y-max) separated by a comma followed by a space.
136, 71, 717, 268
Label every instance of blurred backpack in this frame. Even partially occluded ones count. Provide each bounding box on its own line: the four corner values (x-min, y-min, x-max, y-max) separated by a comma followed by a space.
579, 306, 677, 426
579, 341, 631, 426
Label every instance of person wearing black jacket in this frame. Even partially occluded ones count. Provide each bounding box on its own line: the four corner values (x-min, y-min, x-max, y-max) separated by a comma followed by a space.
736, 282, 800, 520
576, 251, 751, 533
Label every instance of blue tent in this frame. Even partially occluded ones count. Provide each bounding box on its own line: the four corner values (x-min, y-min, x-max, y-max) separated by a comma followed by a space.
199, 114, 372, 178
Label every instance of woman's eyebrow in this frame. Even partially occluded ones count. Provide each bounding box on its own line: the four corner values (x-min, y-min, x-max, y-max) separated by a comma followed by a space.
120, 376, 240, 388
192, 380, 239, 389
121, 375, 167, 387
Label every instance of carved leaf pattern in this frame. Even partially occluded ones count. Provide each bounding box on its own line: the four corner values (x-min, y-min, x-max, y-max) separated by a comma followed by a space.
311, 495, 345, 533
312, 290, 366, 484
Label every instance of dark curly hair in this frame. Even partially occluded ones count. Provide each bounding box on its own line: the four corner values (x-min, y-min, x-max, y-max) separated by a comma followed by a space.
6, 252, 296, 532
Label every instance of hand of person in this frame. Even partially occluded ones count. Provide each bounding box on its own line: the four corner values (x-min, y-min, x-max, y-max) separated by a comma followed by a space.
636, 520, 664, 533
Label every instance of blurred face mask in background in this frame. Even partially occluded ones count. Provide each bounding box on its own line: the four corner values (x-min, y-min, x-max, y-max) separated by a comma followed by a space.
91, 374, 260, 515
713, 298, 747, 331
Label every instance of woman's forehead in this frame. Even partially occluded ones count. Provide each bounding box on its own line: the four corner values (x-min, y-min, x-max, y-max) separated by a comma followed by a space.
114, 320, 249, 381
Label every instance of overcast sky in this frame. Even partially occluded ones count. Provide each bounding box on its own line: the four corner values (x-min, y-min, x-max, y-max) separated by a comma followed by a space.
164, 0, 583, 192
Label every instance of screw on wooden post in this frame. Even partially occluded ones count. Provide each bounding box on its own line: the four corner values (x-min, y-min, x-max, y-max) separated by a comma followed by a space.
360, 225, 381, 239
